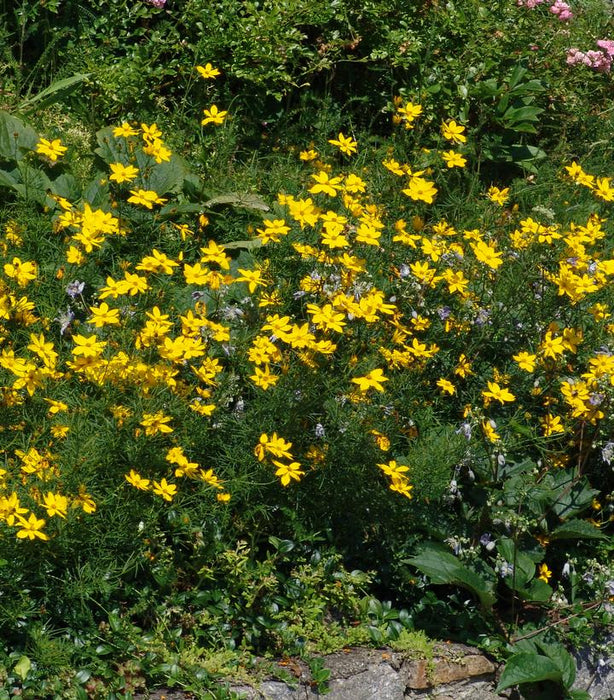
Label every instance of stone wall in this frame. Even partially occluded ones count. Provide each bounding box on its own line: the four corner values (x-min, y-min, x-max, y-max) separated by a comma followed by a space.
138, 642, 614, 699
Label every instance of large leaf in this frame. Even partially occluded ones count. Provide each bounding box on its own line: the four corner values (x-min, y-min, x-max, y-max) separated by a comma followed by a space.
496, 652, 562, 692
536, 641, 576, 689
551, 519, 605, 541
519, 578, 552, 603
551, 477, 599, 519
0, 111, 39, 160
205, 192, 270, 211
406, 545, 496, 610
16, 162, 51, 204
158, 202, 204, 219
51, 173, 81, 202
222, 238, 263, 251
0, 168, 19, 191
19, 73, 91, 112
497, 538, 535, 590
142, 152, 189, 195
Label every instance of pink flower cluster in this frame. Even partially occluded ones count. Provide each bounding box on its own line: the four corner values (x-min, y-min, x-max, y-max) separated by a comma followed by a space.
566, 40, 614, 73
145, 0, 166, 7
517, 0, 573, 20
549, 0, 573, 20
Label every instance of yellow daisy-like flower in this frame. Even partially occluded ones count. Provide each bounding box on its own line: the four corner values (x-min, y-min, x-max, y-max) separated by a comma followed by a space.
201, 105, 228, 126
441, 120, 467, 144
35, 138, 67, 162
109, 163, 139, 184
196, 63, 221, 79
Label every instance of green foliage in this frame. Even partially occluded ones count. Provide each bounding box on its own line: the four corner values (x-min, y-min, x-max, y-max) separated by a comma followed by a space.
0, 0, 613, 696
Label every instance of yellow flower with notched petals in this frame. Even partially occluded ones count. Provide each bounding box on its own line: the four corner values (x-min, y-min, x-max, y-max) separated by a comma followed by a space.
36, 138, 67, 161
201, 105, 228, 126
441, 120, 467, 144
328, 132, 357, 156
196, 63, 221, 79
351, 368, 389, 393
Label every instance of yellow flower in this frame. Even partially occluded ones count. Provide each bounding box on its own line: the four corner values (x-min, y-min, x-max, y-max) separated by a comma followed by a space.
486, 186, 510, 206
250, 365, 280, 390
441, 120, 467, 144
541, 414, 564, 437
482, 381, 516, 405
36, 138, 67, 161
272, 460, 305, 486
482, 419, 500, 443
436, 378, 456, 395
88, 302, 121, 328
309, 171, 344, 197
254, 432, 293, 461
113, 122, 139, 138
127, 189, 167, 209
328, 132, 358, 156
236, 267, 267, 293
16, 513, 49, 541
513, 351, 536, 372
125, 470, 150, 491
470, 240, 503, 269
351, 368, 389, 393
299, 149, 318, 161
538, 563, 552, 583
201, 105, 228, 126
152, 478, 177, 502
50, 425, 69, 438
377, 459, 410, 479
196, 63, 221, 79
4, 257, 38, 286
71, 334, 107, 358
42, 492, 68, 519
140, 411, 174, 436
441, 150, 467, 168
73, 485, 96, 514
402, 177, 438, 204
109, 163, 139, 183
370, 430, 390, 451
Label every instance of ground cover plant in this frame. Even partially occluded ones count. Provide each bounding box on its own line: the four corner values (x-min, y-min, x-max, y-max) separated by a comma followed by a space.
0, 0, 613, 698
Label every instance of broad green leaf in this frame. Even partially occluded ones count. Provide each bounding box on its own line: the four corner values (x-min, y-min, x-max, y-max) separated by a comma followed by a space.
518, 577, 552, 602
16, 162, 51, 204
507, 63, 528, 90
536, 641, 576, 689
0, 168, 19, 191
552, 479, 599, 519
406, 545, 496, 609
141, 153, 189, 195
222, 238, 263, 251
496, 652, 562, 692
158, 202, 204, 219
502, 106, 544, 126
94, 126, 127, 164
551, 519, 605, 541
83, 176, 110, 207
0, 111, 39, 160
19, 73, 91, 111
497, 539, 535, 590
51, 173, 81, 202
13, 655, 31, 681
205, 193, 270, 211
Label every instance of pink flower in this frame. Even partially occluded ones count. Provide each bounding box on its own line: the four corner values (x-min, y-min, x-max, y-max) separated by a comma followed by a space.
596, 39, 614, 57
566, 48, 585, 65
550, 0, 573, 20
586, 50, 612, 73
